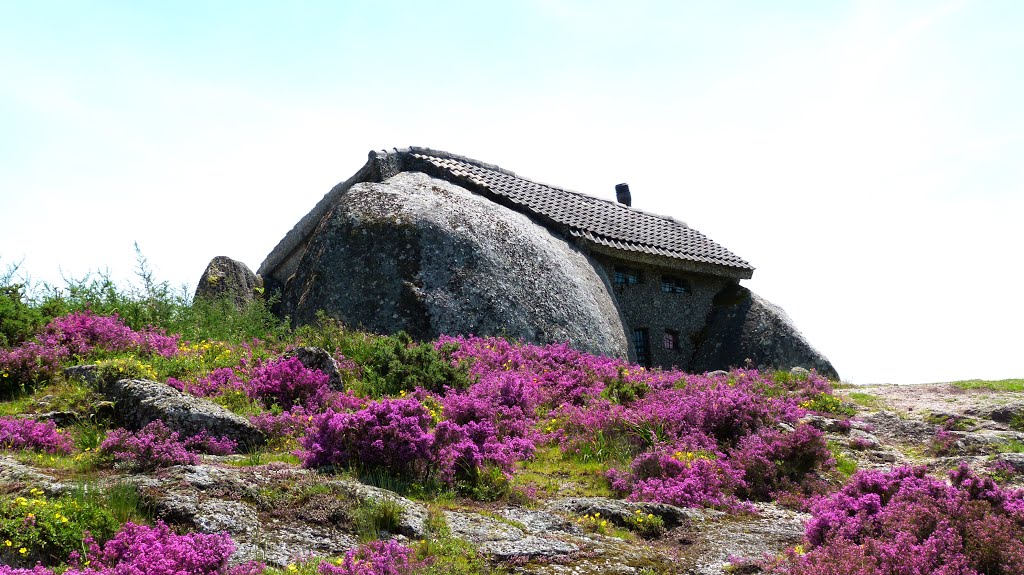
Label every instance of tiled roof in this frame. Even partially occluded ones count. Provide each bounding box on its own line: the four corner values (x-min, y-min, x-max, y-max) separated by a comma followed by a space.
406, 148, 754, 276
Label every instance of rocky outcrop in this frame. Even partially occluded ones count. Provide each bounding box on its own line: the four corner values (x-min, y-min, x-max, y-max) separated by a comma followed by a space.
693, 284, 839, 380
103, 378, 265, 447
278, 171, 629, 359
194, 256, 262, 308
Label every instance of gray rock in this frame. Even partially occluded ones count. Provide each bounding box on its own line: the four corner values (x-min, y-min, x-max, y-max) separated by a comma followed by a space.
985, 403, 1024, 424
692, 284, 839, 380
800, 414, 845, 433
132, 464, 357, 567
64, 364, 101, 387
862, 411, 936, 444
790, 366, 811, 377
278, 171, 629, 359
444, 511, 578, 560
284, 346, 343, 390
996, 453, 1024, 472
103, 378, 265, 447
194, 256, 262, 308
327, 478, 429, 539
32, 411, 79, 427
0, 455, 67, 496
848, 429, 882, 450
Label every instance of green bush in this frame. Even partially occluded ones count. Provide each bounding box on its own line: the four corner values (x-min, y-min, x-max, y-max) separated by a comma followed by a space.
356, 332, 470, 397
602, 366, 650, 405
0, 488, 120, 567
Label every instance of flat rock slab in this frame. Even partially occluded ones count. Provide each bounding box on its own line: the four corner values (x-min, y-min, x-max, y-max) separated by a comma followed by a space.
0, 455, 66, 496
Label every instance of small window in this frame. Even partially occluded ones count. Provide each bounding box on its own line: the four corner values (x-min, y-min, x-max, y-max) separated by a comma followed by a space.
663, 329, 679, 350
614, 266, 641, 285
661, 276, 691, 294
633, 328, 651, 368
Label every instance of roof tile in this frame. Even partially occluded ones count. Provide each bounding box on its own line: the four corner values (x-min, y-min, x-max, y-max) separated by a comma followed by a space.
411, 151, 753, 274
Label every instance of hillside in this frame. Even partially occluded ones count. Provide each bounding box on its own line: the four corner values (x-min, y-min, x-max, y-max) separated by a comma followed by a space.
2, 278, 1024, 575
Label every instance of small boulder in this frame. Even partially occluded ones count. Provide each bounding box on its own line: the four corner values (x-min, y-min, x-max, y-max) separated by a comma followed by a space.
103, 378, 265, 447
194, 256, 262, 308
284, 346, 343, 390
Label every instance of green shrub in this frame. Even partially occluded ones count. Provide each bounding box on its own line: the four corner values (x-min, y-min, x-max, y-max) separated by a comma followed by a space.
354, 497, 404, 542
0, 487, 121, 567
622, 508, 665, 538
602, 366, 650, 405
799, 393, 856, 416
356, 332, 470, 397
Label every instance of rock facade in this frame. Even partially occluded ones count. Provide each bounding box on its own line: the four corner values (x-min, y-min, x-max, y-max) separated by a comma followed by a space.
693, 284, 839, 380
251, 149, 838, 379
194, 256, 262, 308
278, 171, 629, 360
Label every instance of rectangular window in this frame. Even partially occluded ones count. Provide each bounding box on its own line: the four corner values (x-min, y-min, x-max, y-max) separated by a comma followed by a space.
663, 329, 679, 350
633, 328, 651, 368
661, 276, 691, 294
614, 266, 641, 285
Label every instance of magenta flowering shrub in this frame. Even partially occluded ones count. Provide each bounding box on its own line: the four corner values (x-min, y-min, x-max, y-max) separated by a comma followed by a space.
247, 356, 331, 409
317, 539, 421, 575
0, 417, 74, 454
434, 335, 835, 506
68, 521, 243, 575
607, 436, 748, 510
728, 423, 833, 503
0, 521, 262, 575
168, 367, 246, 398
766, 465, 1024, 575
99, 420, 236, 469
0, 343, 65, 389
0, 312, 179, 391
300, 399, 434, 476
36, 311, 179, 358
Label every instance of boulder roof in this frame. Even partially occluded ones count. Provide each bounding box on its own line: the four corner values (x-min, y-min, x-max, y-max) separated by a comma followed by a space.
260, 147, 754, 282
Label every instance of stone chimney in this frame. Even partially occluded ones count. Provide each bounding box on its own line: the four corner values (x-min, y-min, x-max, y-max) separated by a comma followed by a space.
615, 183, 631, 207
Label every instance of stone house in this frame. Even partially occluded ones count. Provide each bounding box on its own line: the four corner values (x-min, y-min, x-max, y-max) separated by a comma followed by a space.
257, 147, 833, 376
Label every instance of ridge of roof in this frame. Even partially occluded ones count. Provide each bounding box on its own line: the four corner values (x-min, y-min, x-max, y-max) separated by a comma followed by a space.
379, 147, 688, 228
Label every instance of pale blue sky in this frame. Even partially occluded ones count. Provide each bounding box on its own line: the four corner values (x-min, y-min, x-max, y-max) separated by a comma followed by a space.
2, 1, 1022, 384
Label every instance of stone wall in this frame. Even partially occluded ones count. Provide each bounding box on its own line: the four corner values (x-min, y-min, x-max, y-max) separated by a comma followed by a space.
593, 255, 729, 371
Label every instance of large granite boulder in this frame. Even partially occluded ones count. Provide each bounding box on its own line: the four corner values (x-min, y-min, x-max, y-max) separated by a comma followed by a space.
194, 256, 262, 308
278, 171, 629, 359
693, 284, 839, 380
103, 378, 266, 447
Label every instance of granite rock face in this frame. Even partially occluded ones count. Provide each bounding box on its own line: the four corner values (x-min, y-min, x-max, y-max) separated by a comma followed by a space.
103, 378, 266, 447
194, 256, 262, 308
279, 171, 629, 359
693, 284, 839, 380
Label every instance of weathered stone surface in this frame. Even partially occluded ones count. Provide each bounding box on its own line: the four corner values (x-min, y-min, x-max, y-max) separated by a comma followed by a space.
693, 284, 839, 380
326, 478, 429, 539
0, 455, 66, 496
63, 364, 101, 387
103, 379, 265, 447
278, 171, 629, 359
284, 346, 343, 390
194, 256, 262, 308
132, 464, 357, 567
444, 511, 579, 560
674, 503, 808, 575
